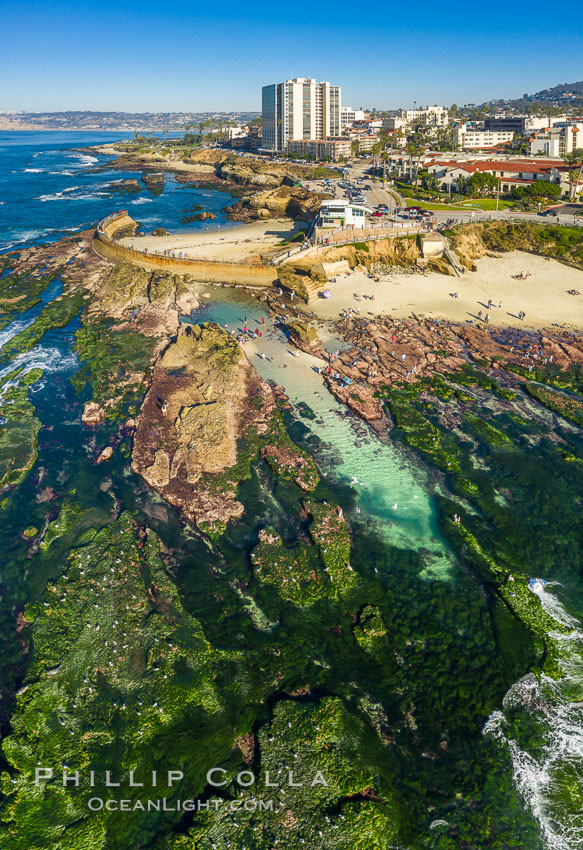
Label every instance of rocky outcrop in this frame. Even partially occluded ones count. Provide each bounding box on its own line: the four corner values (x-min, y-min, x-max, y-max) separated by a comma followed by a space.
181, 211, 217, 224
286, 319, 323, 353
108, 179, 143, 194
226, 185, 330, 222
142, 173, 165, 194
82, 401, 104, 425
131, 323, 277, 533
90, 264, 199, 336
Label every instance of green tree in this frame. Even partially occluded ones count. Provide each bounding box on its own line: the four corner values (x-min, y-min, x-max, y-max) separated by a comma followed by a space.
468, 172, 498, 197
563, 149, 583, 200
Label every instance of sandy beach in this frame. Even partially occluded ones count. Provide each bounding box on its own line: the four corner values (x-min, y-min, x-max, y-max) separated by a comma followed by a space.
119, 218, 301, 262
309, 251, 583, 330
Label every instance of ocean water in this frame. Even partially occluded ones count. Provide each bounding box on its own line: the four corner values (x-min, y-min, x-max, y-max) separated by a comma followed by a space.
193, 289, 453, 576
1, 132, 582, 848
0, 131, 240, 252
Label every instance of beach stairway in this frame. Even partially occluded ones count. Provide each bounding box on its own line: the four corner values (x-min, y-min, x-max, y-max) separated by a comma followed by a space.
442, 238, 464, 278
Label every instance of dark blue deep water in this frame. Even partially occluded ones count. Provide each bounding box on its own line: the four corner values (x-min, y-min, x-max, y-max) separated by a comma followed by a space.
0, 131, 239, 252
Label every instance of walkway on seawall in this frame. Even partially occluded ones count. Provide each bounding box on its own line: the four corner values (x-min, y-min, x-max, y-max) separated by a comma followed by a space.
92, 211, 278, 288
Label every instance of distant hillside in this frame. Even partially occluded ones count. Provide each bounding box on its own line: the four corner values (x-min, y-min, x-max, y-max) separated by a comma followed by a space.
533, 81, 583, 102
535, 81, 583, 96
0, 111, 260, 132
480, 81, 583, 110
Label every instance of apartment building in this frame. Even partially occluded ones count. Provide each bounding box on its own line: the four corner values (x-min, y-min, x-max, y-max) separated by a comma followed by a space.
529, 123, 583, 157
261, 78, 341, 153
456, 126, 515, 149
382, 106, 449, 132
340, 106, 366, 128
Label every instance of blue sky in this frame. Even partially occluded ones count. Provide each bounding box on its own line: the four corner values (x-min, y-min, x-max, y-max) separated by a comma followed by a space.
2, 0, 582, 112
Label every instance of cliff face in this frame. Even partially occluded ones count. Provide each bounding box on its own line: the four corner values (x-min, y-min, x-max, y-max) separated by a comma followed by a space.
184, 150, 316, 188
131, 323, 277, 532
226, 185, 331, 222
450, 221, 583, 272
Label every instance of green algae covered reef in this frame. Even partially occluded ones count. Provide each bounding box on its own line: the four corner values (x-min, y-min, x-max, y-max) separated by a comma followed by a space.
1, 230, 582, 849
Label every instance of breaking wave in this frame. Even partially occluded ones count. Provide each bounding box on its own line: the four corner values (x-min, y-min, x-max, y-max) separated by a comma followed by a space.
0, 317, 36, 351
0, 345, 80, 392
484, 582, 583, 849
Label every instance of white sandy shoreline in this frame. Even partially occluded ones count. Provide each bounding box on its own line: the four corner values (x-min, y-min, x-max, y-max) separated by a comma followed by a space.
122, 216, 583, 330
308, 251, 583, 331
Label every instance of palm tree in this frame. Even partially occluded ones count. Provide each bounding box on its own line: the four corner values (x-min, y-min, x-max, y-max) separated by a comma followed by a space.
563, 149, 583, 200
405, 143, 416, 182
542, 104, 558, 129
381, 150, 390, 185
371, 141, 381, 175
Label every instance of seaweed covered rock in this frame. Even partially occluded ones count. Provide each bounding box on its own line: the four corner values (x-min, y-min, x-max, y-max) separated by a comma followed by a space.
251, 500, 356, 606
0, 514, 258, 849
0, 368, 43, 491
132, 323, 279, 532
169, 697, 406, 849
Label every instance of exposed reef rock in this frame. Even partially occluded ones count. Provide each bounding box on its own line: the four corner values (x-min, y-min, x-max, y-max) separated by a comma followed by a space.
226, 185, 330, 222
141, 172, 165, 194
107, 178, 143, 194
90, 263, 199, 336
131, 322, 278, 532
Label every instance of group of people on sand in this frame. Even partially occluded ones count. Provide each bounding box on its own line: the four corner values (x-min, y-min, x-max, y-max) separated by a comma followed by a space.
353, 293, 375, 302
512, 272, 531, 280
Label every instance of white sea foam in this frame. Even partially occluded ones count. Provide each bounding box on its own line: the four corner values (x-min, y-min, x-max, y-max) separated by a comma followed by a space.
37, 189, 107, 202
485, 583, 583, 850
0, 317, 36, 351
131, 197, 154, 204
37, 192, 65, 202
68, 153, 98, 166
0, 346, 80, 393
23, 168, 44, 173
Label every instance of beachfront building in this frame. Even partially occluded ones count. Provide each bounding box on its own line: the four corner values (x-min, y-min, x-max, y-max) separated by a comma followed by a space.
382, 106, 449, 133
287, 134, 375, 161
261, 78, 341, 153
529, 123, 583, 157
340, 106, 366, 128
456, 125, 515, 149
318, 199, 371, 229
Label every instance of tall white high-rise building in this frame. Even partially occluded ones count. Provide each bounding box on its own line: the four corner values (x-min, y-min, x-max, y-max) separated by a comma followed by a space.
261, 78, 341, 152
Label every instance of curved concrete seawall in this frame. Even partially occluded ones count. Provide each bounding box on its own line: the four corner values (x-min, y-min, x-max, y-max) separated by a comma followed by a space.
93, 211, 278, 288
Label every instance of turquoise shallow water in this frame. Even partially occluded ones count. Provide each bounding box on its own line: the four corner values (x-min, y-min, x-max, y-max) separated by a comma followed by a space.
1, 133, 582, 847
192, 289, 452, 576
